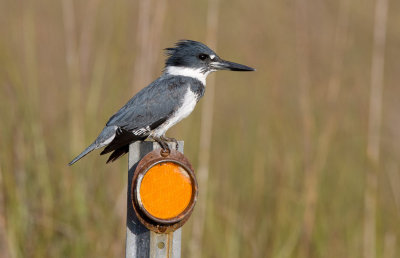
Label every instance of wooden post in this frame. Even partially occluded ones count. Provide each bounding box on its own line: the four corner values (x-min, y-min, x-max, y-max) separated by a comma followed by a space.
126, 141, 183, 258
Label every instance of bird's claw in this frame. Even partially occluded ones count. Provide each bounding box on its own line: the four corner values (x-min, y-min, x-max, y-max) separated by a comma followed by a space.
158, 140, 170, 152
161, 136, 179, 150
153, 136, 179, 154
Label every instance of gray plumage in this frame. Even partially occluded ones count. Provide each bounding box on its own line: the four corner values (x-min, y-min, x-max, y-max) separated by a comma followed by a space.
69, 75, 204, 165
69, 40, 254, 165
107, 76, 205, 132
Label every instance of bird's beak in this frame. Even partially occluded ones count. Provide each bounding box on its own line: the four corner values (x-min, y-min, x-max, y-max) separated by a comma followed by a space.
211, 58, 255, 72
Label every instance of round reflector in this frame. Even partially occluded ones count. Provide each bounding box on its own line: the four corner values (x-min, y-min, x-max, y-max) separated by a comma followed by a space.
131, 149, 197, 233
139, 162, 193, 219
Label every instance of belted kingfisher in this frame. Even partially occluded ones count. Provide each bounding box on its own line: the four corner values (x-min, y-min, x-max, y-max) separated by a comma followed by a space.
69, 40, 255, 165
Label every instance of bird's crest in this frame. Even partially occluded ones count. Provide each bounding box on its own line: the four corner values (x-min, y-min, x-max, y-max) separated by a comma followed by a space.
164, 40, 198, 56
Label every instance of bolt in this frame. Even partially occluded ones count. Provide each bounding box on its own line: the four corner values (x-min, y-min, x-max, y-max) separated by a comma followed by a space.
158, 241, 165, 249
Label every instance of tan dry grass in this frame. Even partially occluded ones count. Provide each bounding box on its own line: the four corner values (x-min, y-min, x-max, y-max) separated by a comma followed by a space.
0, 0, 399, 257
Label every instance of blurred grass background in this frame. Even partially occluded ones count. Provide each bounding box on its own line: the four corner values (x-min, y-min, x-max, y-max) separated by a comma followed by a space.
0, 0, 399, 257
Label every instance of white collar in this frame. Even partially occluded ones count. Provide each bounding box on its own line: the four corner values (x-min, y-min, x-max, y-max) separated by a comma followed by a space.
164, 66, 209, 85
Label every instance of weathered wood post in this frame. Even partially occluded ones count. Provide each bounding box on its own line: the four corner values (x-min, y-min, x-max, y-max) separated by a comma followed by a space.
126, 141, 189, 258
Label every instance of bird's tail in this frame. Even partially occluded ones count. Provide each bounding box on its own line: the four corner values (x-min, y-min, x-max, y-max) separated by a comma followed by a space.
68, 126, 118, 166
68, 143, 96, 166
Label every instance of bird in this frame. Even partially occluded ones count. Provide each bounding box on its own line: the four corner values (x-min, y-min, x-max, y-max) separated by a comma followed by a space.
68, 39, 255, 165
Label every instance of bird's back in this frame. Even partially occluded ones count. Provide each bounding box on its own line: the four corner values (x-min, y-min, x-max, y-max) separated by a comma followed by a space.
106, 74, 205, 133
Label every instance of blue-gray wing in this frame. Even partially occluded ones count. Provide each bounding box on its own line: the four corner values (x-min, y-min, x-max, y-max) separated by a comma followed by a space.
101, 75, 204, 162
106, 76, 189, 133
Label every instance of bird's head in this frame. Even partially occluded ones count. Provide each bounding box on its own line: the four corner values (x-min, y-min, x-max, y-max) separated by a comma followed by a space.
164, 40, 255, 83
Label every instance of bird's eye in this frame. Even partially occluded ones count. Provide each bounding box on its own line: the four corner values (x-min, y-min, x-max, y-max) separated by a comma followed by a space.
198, 54, 208, 60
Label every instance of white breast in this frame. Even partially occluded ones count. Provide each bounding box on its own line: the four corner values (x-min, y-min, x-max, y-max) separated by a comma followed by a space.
151, 88, 198, 137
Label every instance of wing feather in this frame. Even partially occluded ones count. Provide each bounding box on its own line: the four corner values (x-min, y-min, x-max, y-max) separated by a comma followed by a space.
106, 76, 189, 132
100, 76, 203, 161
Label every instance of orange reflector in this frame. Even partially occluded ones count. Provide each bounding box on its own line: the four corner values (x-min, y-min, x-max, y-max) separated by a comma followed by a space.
139, 162, 193, 219
132, 148, 197, 233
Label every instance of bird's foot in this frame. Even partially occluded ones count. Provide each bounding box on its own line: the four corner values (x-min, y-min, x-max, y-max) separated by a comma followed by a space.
153, 136, 170, 152
161, 136, 179, 150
